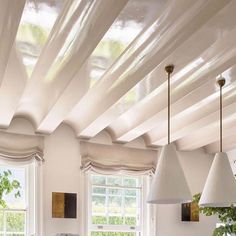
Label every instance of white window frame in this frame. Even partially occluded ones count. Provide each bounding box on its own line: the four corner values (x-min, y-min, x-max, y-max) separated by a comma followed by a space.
86, 172, 151, 236
0, 159, 42, 236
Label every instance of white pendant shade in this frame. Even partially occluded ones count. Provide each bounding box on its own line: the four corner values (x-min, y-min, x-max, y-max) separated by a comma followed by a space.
199, 152, 236, 207
147, 143, 192, 204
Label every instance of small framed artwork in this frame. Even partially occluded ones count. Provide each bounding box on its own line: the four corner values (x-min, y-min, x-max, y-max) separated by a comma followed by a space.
52, 192, 77, 218
181, 202, 199, 222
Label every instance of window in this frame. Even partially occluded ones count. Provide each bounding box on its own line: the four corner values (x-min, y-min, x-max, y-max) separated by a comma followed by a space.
88, 174, 144, 236
0, 166, 26, 236
0, 160, 39, 236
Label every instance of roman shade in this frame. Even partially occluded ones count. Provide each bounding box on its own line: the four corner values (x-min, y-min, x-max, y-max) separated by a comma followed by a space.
0, 131, 44, 162
80, 141, 157, 175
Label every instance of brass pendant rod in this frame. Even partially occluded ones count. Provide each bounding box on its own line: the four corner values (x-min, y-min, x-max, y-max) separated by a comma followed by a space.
220, 85, 222, 152
168, 71, 170, 144
165, 65, 174, 145
217, 78, 225, 153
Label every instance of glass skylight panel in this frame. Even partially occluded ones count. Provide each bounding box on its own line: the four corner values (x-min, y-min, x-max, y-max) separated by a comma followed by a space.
89, 0, 163, 88
16, 0, 62, 77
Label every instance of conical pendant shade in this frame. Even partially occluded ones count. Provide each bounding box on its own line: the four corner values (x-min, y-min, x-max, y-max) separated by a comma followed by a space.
199, 152, 236, 207
147, 143, 192, 204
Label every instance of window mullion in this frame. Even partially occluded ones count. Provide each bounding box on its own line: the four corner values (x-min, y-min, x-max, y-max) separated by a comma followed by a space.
4, 210, 6, 236
121, 177, 125, 226
105, 176, 109, 224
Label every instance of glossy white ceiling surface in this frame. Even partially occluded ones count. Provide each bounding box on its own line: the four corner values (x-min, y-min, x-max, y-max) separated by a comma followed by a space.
0, 0, 236, 153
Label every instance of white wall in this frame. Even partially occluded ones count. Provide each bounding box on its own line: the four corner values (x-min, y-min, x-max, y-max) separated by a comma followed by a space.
5, 118, 84, 236
156, 149, 218, 236
43, 124, 83, 236
3, 118, 220, 236
227, 149, 236, 174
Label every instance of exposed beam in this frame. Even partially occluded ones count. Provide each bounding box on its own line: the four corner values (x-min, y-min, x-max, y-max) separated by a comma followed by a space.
0, 0, 25, 85
176, 100, 236, 150
205, 133, 236, 153
36, 62, 90, 133
28, 0, 83, 84
35, 0, 169, 134
147, 60, 236, 146
0, 46, 27, 128
111, 29, 236, 142
66, 0, 231, 137
17, 0, 128, 127
149, 86, 236, 147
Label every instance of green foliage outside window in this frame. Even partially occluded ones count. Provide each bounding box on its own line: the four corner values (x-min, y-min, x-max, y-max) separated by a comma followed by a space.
0, 170, 24, 235
6, 212, 25, 232
91, 232, 135, 236
0, 170, 21, 209
92, 216, 136, 226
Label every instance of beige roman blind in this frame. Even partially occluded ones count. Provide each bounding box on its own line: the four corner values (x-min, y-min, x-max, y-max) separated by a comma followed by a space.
0, 131, 44, 162
80, 141, 157, 175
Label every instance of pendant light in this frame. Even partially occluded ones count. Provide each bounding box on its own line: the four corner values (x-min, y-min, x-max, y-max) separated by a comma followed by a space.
147, 65, 192, 204
199, 78, 236, 207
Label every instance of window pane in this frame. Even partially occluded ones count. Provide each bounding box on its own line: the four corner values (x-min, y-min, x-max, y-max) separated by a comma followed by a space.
125, 216, 137, 226
0, 167, 26, 209
92, 175, 106, 185
108, 188, 122, 195
92, 216, 107, 224
6, 211, 25, 232
93, 187, 106, 194
125, 197, 137, 208
107, 177, 122, 186
90, 174, 142, 231
91, 232, 136, 236
4, 234, 25, 236
108, 196, 122, 207
123, 178, 137, 187
92, 196, 106, 213
108, 216, 124, 225
125, 189, 136, 196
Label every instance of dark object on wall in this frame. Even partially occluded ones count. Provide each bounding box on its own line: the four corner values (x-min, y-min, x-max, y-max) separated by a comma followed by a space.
52, 192, 77, 218
181, 202, 199, 222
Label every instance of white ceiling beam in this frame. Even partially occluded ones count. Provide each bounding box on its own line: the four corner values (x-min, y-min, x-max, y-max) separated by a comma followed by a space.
147, 58, 236, 146
66, 0, 231, 137
70, 25, 236, 139
27, 0, 83, 84
149, 85, 236, 147
36, 62, 90, 133
0, 46, 27, 128
0, 0, 25, 85
175, 101, 236, 150
35, 0, 169, 134
17, 0, 128, 127
111, 30, 236, 142
205, 133, 236, 153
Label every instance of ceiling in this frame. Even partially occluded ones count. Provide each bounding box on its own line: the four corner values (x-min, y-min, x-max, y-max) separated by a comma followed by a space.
1, 0, 236, 153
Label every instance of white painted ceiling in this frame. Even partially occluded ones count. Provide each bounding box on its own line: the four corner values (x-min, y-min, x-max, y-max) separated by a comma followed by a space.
1, 0, 236, 153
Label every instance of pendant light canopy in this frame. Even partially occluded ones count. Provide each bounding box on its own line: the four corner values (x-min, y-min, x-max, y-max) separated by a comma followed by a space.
199, 78, 236, 207
147, 65, 192, 204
